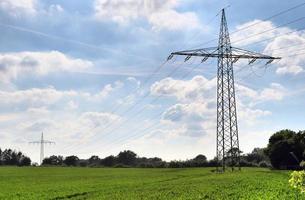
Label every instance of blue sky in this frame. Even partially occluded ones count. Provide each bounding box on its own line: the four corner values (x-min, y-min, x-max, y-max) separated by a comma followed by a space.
1, 0, 305, 163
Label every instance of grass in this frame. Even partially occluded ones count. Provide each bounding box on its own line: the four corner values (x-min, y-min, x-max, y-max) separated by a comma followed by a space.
0, 167, 303, 200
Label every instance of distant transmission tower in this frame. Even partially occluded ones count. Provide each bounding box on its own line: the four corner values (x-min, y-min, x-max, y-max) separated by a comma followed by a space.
29, 132, 55, 165
168, 9, 280, 172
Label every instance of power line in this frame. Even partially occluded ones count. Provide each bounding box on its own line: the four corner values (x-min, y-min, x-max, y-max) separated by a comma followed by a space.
63, 10, 303, 155
238, 25, 305, 49
63, 15, 303, 155
84, 59, 208, 150
231, 16, 305, 45
104, 60, 279, 153
61, 58, 199, 153
0, 23, 155, 63
189, 1, 305, 48
78, 62, 254, 155
75, 61, 217, 155
66, 43, 305, 158
87, 61, 254, 153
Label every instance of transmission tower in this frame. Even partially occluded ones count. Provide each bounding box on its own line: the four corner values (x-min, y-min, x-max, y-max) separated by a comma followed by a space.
29, 132, 55, 165
167, 9, 280, 172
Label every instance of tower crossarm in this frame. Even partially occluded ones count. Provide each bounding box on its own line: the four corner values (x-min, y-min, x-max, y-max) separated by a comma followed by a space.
231, 47, 281, 60
169, 47, 219, 61
29, 140, 55, 144
29, 141, 41, 144
169, 46, 280, 64
42, 140, 55, 144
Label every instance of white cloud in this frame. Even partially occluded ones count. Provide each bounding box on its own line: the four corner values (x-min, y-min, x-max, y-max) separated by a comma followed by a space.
9, 110, 122, 161
0, 84, 124, 109
236, 82, 286, 102
0, 0, 37, 17
264, 32, 305, 75
48, 4, 64, 14
91, 80, 124, 101
0, 87, 78, 107
232, 19, 305, 75
127, 77, 140, 88
94, 0, 201, 30
150, 75, 284, 138
259, 83, 285, 101
0, 51, 92, 83
161, 102, 214, 137
78, 112, 121, 130
67, 100, 78, 110
231, 20, 289, 46
162, 102, 213, 123
21, 119, 56, 132
151, 75, 215, 102
238, 105, 271, 125
26, 107, 50, 116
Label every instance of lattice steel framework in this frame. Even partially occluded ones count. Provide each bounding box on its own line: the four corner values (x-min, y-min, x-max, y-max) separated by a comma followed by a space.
29, 132, 55, 165
168, 9, 280, 172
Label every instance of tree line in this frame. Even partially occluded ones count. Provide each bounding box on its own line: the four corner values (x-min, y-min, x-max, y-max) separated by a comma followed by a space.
40, 149, 271, 168
0, 148, 31, 166
1, 129, 304, 169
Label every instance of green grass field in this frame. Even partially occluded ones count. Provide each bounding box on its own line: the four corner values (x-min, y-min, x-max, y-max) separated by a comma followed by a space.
0, 167, 303, 200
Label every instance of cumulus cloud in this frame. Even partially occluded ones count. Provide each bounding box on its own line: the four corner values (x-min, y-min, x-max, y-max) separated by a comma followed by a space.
67, 100, 78, 110
151, 75, 285, 137
94, 0, 201, 30
161, 102, 214, 137
13, 111, 121, 147
151, 75, 215, 102
0, 87, 78, 107
0, 0, 65, 18
0, 0, 37, 17
21, 119, 56, 132
231, 20, 290, 46
162, 102, 213, 123
127, 77, 140, 88
0, 51, 92, 83
78, 112, 121, 130
236, 82, 286, 103
0, 83, 124, 109
238, 105, 271, 125
264, 32, 305, 75
232, 19, 305, 75
91, 81, 124, 101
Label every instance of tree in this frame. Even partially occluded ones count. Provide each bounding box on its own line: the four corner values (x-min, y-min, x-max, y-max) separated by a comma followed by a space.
19, 157, 31, 166
63, 156, 79, 166
190, 154, 208, 167
2, 149, 12, 165
42, 155, 63, 165
100, 155, 116, 167
0, 148, 32, 166
243, 148, 269, 164
88, 155, 100, 165
193, 155, 207, 162
117, 150, 137, 166
266, 129, 304, 169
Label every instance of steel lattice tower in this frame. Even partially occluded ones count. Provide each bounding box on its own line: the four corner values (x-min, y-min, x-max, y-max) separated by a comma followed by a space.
168, 9, 280, 172
29, 132, 55, 165
216, 10, 239, 172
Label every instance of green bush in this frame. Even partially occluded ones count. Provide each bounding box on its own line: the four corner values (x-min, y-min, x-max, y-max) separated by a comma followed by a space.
289, 171, 305, 193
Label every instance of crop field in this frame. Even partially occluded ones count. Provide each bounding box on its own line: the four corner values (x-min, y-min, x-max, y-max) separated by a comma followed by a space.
0, 167, 302, 200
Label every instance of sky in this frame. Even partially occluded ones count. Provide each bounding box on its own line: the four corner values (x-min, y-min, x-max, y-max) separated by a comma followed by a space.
1, 0, 305, 164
